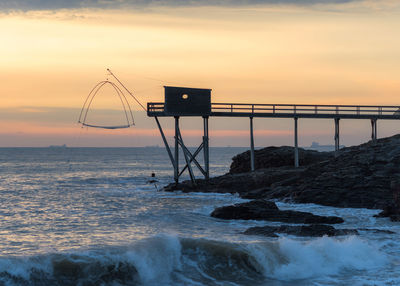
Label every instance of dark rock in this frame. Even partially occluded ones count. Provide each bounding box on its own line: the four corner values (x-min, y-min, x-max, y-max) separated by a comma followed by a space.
358, 228, 396, 234
243, 224, 358, 237
374, 204, 400, 221
374, 179, 400, 221
211, 199, 344, 224
164, 134, 400, 211
211, 200, 278, 220
229, 146, 333, 174
240, 187, 271, 199
162, 133, 400, 216
163, 167, 303, 196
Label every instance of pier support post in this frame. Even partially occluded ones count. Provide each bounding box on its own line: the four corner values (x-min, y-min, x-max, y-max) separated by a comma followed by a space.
203, 116, 210, 180
294, 117, 299, 168
371, 119, 377, 143
174, 116, 180, 184
250, 117, 255, 172
334, 118, 340, 157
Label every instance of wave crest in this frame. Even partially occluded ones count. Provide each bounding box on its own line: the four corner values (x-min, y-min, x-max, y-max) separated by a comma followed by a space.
0, 235, 387, 285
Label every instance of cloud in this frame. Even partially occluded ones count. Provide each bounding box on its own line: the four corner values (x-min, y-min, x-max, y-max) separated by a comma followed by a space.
0, 0, 361, 11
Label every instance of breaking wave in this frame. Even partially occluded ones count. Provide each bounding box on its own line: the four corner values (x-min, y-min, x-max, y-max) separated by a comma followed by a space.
0, 234, 387, 286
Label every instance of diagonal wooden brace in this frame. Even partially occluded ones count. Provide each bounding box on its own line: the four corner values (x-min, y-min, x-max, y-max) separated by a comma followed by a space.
178, 142, 205, 178
176, 127, 196, 184
177, 133, 206, 177
155, 117, 175, 170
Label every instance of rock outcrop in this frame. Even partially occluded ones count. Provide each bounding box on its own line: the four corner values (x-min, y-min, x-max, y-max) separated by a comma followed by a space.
261, 137, 400, 209
210, 200, 344, 224
243, 224, 358, 237
229, 146, 333, 174
165, 134, 400, 210
374, 180, 400, 221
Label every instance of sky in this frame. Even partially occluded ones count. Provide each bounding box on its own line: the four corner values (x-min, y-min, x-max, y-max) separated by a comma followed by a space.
1, 0, 400, 147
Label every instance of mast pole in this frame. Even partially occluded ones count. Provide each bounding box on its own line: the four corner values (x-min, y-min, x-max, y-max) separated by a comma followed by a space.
107, 68, 147, 112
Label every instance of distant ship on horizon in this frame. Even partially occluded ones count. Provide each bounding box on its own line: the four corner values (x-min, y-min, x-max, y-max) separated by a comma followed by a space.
48, 144, 67, 148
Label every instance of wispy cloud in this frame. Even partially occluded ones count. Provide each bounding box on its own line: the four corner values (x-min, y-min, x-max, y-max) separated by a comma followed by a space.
0, 0, 361, 11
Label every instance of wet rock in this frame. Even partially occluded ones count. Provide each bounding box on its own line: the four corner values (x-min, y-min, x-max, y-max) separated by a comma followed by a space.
239, 187, 271, 199
374, 205, 400, 221
163, 167, 303, 196
210, 199, 344, 224
229, 146, 333, 174
374, 180, 400, 221
243, 224, 358, 237
165, 134, 400, 211
358, 228, 396, 234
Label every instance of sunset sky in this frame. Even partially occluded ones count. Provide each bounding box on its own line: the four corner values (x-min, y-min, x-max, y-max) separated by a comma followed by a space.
1, 0, 400, 147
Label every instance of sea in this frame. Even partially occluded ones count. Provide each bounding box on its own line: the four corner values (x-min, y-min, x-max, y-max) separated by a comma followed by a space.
0, 147, 399, 286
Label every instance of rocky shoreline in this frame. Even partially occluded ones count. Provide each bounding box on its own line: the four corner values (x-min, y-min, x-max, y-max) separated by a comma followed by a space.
164, 134, 400, 237
243, 224, 359, 237
210, 200, 344, 224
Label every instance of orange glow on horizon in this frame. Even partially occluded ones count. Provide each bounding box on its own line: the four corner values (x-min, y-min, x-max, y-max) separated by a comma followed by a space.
1, 5, 400, 146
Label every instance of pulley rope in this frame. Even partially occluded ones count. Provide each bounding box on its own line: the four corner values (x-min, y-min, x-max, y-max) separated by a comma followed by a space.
107, 68, 147, 112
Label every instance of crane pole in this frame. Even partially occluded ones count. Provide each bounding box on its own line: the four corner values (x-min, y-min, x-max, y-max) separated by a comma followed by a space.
107, 68, 147, 112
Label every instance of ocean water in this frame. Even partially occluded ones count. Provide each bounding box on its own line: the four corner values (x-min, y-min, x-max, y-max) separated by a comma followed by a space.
0, 147, 399, 286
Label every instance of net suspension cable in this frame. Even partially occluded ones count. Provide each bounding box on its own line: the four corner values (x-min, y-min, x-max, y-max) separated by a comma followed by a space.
107, 68, 147, 113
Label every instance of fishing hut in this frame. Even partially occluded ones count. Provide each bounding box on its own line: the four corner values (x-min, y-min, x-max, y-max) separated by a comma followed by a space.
149, 86, 212, 186
148, 86, 400, 185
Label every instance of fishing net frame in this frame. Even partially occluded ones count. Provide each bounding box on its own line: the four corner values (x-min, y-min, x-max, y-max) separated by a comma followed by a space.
78, 80, 135, 129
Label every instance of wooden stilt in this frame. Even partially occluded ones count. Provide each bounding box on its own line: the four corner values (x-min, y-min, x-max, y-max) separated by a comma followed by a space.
174, 116, 179, 184
294, 117, 299, 168
154, 117, 175, 169
203, 116, 210, 180
371, 119, 377, 143
250, 117, 255, 172
334, 118, 340, 157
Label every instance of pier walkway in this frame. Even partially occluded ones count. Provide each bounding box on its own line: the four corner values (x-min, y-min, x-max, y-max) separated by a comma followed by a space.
147, 93, 400, 185
148, 102, 400, 120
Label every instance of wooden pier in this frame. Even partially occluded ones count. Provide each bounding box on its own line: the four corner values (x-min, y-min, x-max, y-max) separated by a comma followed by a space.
147, 87, 400, 184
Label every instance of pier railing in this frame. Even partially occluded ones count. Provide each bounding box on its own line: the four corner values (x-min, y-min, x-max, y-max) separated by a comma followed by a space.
147, 102, 165, 113
148, 102, 400, 119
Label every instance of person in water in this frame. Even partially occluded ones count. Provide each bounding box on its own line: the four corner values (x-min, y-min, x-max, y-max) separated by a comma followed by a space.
148, 172, 159, 191
147, 172, 158, 184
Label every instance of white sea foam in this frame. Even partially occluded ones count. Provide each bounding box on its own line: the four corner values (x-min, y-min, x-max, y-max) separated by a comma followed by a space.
247, 236, 387, 281
0, 234, 392, 286
127, 234, 182, 284
0, 234, 183, 286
